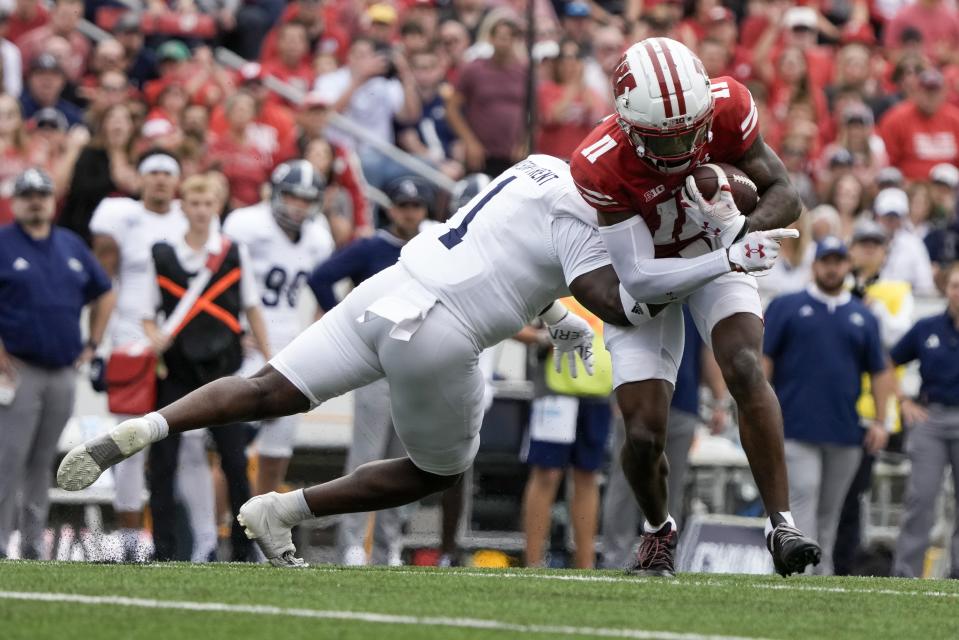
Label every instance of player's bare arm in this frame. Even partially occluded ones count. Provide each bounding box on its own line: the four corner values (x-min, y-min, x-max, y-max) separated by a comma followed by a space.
735, 135, 802, 233
569, 265, 634, 326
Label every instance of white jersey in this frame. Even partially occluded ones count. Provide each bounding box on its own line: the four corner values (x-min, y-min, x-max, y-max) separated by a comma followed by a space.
224, 202, 334, 350
401, 155, 610, 347
89, 197, 187, 345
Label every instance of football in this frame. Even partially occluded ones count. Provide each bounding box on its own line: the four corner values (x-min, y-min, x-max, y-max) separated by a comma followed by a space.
688, 163, 759, 215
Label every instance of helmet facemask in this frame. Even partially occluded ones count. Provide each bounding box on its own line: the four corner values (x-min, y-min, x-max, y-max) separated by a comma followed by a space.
618, 108, 713, 174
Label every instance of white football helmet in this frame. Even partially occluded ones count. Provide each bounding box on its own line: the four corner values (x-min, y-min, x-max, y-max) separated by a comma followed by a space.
612, 37, 714, 174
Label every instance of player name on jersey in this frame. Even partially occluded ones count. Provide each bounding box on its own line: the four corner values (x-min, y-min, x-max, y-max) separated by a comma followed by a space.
512, 159, 561, 186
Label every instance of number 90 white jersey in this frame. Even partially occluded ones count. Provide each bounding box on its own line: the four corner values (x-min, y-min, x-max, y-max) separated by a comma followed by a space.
400, 155, 611, 347
224, 202, 334, 350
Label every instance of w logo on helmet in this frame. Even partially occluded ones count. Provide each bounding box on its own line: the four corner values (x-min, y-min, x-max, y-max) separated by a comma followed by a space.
744, 243, 766, 259
613, 56, 637, 98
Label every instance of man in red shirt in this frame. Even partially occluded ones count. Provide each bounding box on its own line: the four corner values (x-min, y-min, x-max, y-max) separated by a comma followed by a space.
879, 69, 959, 181
261, 20, 316, 105
209, 64, 297, 162
570, 37, 819, 577
884, 0, 959, 66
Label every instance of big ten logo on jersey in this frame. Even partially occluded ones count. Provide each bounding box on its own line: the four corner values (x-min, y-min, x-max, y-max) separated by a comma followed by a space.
262, 266, 309, 308
644, 184, 666, 202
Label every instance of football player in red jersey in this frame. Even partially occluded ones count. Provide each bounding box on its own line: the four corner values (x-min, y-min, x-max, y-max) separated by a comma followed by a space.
570, 37, 821, 577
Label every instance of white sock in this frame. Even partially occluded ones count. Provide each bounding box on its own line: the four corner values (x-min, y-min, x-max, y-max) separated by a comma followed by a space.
764, 511, 796, 539
143, 412, 169, 442
273, 489, 313, 526
643, 515, 677, 535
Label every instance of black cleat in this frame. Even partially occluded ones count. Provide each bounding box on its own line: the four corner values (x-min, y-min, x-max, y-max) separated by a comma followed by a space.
767, 524, 821, 577
628, 523, 677, 577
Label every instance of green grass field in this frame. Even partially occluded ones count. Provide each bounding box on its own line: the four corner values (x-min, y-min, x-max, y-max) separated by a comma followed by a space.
1, 561, 958, 639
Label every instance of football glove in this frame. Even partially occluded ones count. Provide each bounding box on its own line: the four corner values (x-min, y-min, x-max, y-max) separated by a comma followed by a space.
541, 303, 595, 378
683, 167, 748, 248
727, 228, 800, 273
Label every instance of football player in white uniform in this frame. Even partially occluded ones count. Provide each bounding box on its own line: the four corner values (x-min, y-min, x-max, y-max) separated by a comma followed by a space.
89, 150, 188, 561
60, 155, 794, 567
223, 160, 334, 495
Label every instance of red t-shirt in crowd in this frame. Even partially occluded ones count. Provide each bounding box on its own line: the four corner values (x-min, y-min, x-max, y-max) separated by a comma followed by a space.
878, 100, 959, 180
456, 57, 528, 160
535, 81, 606, 161
209, 102, 296, 160
8, 5, 49, 45
884, 3, 959, 64
205, 134, 276, 208
259, 3, 349, 67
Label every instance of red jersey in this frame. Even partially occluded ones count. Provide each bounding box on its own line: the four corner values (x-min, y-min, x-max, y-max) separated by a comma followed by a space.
877, 100, 959, 181
569, 76, 759, 258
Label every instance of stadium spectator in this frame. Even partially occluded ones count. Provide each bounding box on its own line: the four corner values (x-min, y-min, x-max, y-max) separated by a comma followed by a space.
878, 68, 959, 181
314, 37, 421, 188
0, 10, 23, 98
210, 64, 296, 162
819, 104, 888, 200
873, 188, 938, 296
0, 168, 113, 560
447, 15, 527, 176
753, 6, 833, 92
535, 39, 606, 161
142, 174, 271, 562
397, 48, 464, 180
891, 263, 959, 579
0, 95, 34, 225
16, 0, 88, 84
822, 172, 868, 241
907, 181, 935, 240
438, 19, 471, 84
582, 25, 623, 107
601, 308, 728, 569
206, 91, 275, 209
764, 237, 895, 575
114, 12, 159, 90
6, 0, 48, 45
924, 170, 959, 289
522, 301, 611, 570
295, 94, 370, 241
59, 104, 139, 245
441, 0, 490, 42
89, 149, 187, 561
757, 216, 815, 306
884, 0, 959, 66
308, 176, 431, 566
260, 20, 314, 104
20, 53, 83, 126
258, 0, 349, 71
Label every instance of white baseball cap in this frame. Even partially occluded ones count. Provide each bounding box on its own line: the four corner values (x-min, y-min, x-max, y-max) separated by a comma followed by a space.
784, 7, 817, 30
874, 187, 909, 217
929, 163, 959, 189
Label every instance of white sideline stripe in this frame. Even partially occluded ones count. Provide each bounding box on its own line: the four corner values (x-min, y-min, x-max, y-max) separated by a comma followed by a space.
0, 590, 763, 640
303, 567, 959, 600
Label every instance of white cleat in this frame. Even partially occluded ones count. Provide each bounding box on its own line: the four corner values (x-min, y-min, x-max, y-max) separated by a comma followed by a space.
56, 418, 154, 491
237, 493, 309, 568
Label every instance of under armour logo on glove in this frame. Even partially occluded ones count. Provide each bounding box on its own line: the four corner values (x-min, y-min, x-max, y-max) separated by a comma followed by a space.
743, 243, 766, 259
728, 229, 798, 274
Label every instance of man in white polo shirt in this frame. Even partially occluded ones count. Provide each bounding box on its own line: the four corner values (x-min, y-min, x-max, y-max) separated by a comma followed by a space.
89, 149, 186, 561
